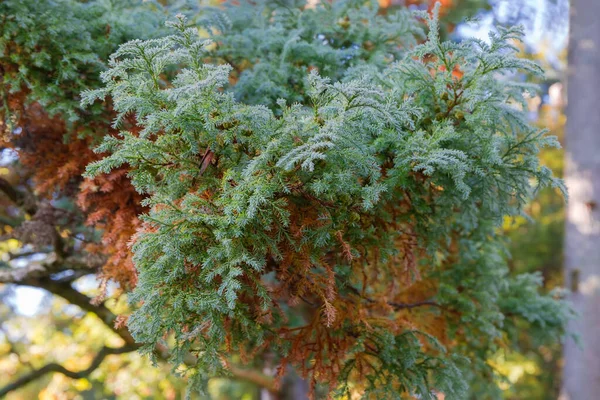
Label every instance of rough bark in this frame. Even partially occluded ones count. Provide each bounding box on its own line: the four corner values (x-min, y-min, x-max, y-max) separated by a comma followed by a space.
561, 1, 600, 398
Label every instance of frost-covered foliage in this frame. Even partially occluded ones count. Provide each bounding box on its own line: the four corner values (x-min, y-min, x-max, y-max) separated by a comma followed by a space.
81, 1, 571, 398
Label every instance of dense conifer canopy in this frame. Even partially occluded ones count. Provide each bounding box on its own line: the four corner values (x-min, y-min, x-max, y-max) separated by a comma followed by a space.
1, 0, 571, 398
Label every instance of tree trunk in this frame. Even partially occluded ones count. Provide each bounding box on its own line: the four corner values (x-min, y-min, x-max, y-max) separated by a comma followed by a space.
561, 1, 600, 399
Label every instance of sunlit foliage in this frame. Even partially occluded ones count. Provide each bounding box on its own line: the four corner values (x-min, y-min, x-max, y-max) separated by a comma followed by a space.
0, 0, 571, 398
83, 2, 570, 398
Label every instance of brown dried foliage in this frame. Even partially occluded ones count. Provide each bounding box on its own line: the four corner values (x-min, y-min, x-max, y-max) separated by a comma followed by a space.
2, 88, 143, 289
228, 184, 464, 396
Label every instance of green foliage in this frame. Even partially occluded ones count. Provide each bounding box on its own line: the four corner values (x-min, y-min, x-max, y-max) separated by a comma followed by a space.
0, 0, 166, 127
202, 0, 423, 108
82, 2, 572, 398
498, 106, 567, 399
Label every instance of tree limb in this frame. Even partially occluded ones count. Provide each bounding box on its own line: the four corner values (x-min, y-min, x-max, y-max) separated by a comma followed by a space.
4, 268, 184, 359
0, 262, 47, 283
8, 250, 48, 261
387, 299, 443, 310
224, 362, 277, 393
0, 344, 139, 397
12, 277, 136, 346
7, 276, 195, 362
0, 177, 37, 215
347, 285, 443, 311
0, 255, 102, 284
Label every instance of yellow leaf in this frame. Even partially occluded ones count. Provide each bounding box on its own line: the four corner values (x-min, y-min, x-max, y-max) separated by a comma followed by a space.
73, 378, 92, 391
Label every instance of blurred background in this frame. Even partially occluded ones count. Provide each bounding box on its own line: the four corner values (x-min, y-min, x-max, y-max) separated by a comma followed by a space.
0, 0, 578, 399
